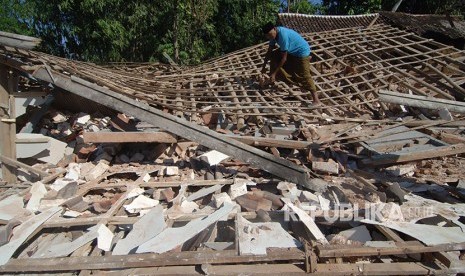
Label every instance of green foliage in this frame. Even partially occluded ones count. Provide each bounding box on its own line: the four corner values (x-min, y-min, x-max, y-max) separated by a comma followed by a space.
322, 0, 382, 14
381, 0, 465, 15
282, 0, 322, 14
0, 0, 35, 35
214, 0, 280, 55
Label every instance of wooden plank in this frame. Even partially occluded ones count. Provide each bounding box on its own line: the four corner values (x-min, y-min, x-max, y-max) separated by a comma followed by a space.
32, 68, 311, 188
83, 131, 178, 143
0, 155, 49, 178
0, 65, 16, 183
361, 143, 465, 166
0, 248, 305, 272
312, 262, 433, 275
85, 130, 319, 150
317, 242, 465, 258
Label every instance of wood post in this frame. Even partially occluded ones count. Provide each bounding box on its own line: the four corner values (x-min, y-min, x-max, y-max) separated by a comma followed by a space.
0, 65, 17, 183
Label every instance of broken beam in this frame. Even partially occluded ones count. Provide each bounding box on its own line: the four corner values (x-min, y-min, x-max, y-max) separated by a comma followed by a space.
32, 68, 311, 187
84, 131, 318, 150
361, 143, 465, 166
379, 90, 465, 114
317, 242, 465, 258
0, 154, 49, 178
0, 249, 304, 272
83, 131, 178, 143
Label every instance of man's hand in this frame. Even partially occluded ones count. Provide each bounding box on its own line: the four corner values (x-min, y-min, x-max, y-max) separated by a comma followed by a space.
269, 73, 276, 83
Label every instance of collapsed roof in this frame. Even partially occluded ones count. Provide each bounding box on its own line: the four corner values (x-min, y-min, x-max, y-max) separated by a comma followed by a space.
1, 12, 465, 275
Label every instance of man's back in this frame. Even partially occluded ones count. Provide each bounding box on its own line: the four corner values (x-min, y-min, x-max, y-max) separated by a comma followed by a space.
270, 26, 310, 58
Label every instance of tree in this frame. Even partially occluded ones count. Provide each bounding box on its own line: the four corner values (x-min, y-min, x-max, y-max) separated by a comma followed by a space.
214, 0, 280, 55
0, 0, 35, 35
322, 0, 382, 14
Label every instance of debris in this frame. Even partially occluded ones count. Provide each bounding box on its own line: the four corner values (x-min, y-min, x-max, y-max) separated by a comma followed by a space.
237, 215, 301, 255
136, 203, 234, 254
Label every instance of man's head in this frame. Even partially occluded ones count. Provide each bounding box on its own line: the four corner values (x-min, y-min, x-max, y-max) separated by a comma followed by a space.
262, 22, 277, 40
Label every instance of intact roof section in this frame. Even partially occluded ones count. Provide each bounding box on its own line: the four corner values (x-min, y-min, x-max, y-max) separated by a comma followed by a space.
277, 13, 383, 33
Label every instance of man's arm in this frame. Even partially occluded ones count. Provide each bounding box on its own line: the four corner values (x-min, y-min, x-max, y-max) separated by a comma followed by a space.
269, 51, 287, 83
261, 46, 273, 73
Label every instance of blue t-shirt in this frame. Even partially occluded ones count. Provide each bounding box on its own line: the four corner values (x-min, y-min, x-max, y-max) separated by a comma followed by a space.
269, 26, 310, 57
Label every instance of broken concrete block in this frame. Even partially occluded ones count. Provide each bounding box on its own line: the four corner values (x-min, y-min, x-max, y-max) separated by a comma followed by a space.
338, 225, 372, 243
199, 150, 230, 166
51, 112, 67, 123
386, 164, 416, 177
84, 161, 109, 181
312, 159, 339, 175
229, 180, 248, 200
212, 192, 232, 208
164, 166, 179, 176
75, 113, 91, 126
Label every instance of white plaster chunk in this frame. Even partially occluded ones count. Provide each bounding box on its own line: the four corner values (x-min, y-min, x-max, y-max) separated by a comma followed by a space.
84, 161, 109, 181
26, 182, 47, 212
164, 166, 179, 176
229, 181, 247, 200
97, 224, 114, 251
51, 112, 67, 123
62, 210, 82, 218
76, 113, 91, 126
386, 164, 416, 177
212, 193, 232, 208
126, 187, 145, 199
338, 225, 372, 243
180, 200, 199, 213
318, 195, 331, 211
199, 150, 230, 166
65, 163, 80, 181
124, 195, 159, 214
238, 215, 301, 255
0, 195, 28, 221
237, 216, 301, 255
137, 203, 234, 254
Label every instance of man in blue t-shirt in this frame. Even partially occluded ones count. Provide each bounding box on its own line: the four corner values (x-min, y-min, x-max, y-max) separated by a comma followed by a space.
261, 22, 321, 107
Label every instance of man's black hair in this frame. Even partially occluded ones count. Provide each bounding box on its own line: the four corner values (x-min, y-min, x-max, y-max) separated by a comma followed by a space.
262, 22, 275, 34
